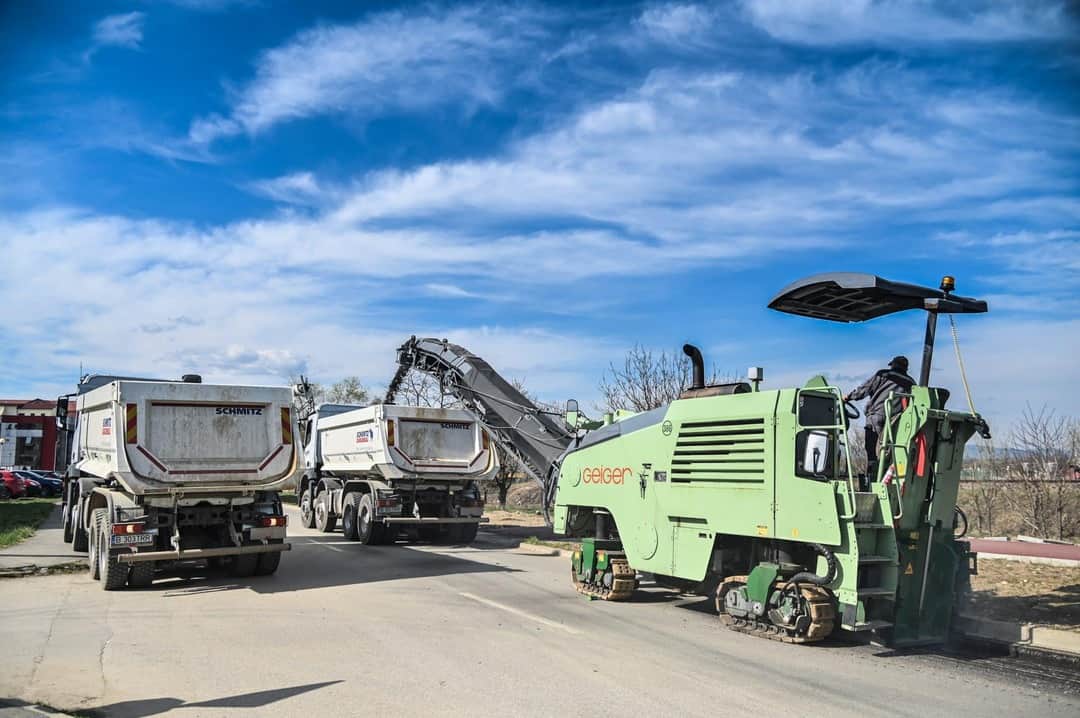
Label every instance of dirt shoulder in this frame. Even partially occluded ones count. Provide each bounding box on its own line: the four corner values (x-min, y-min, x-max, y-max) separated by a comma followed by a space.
962, 558, 1080, 632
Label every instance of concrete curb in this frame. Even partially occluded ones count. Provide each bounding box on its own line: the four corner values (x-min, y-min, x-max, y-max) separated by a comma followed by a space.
974, 552, 1080, 567
955, 614, 1080, 658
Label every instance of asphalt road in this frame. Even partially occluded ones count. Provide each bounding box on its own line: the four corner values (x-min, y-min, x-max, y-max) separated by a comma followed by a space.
2, 505, 1078, 718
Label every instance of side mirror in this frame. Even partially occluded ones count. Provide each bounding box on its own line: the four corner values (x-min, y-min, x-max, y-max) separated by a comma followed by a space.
564, 399, 579, 429
802, 430, 830, 475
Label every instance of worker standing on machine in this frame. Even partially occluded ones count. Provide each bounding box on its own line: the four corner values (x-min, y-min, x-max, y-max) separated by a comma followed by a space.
845, 356, 915, 481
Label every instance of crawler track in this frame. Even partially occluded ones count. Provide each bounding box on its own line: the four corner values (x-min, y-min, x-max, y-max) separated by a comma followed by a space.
716, 576, 836, 644
572, 557, 636, 601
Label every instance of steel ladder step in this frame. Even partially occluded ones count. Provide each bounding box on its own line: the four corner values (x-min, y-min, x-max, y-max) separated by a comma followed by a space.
848, 619, 893, 632
854, 522, 892, 530
858, 554, 896, 565
858, 587, 897, 598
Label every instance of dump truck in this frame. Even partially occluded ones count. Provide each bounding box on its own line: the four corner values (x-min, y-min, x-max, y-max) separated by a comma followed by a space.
387, 273, 990, 646
59, 374, 301, 589
294, 398, 498, 545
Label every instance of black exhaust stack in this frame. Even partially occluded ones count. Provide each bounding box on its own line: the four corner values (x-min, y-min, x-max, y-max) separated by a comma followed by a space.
683, 344, 705, 390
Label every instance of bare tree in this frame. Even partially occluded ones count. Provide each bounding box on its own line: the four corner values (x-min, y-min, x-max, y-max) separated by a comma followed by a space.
393, 370, 459, 409
1003, 406, 1076, 540
599, 344, 728, 412
967, 440, 1004, 535
325, 376, 372, 405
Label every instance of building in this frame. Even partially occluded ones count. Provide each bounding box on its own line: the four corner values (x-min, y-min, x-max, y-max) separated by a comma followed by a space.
0, 398, 75, 471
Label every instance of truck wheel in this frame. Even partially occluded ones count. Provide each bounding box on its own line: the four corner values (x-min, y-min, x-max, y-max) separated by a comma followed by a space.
129, 561, 155, 588
379, 526, 398, 545
72, 503, 89, 552
314, 494, 337, 533
88, 511, 101, 580
451, 523, 479, 545
228, 552, 258, 577
255, 543, 283, 575
97, 511, 129, 590
341, 493, 361, 540
418, 525, 441, 543
356, 494, 385, 545
299, 489, 316, 529
62, 502, 74, 543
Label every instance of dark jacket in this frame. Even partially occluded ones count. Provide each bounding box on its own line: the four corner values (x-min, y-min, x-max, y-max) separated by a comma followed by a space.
849, 368, 915, 427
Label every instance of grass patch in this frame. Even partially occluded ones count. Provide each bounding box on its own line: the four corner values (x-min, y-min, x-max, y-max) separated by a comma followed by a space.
0, 498, 58, 549
524, 535, 579, 552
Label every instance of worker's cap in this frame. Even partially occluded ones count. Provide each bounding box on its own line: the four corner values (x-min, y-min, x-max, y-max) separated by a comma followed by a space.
889, 355, 909, 370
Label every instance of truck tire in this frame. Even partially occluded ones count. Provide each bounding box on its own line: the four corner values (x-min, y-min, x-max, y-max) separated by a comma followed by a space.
314, 494, 337, 533
299, 489, 316, 529
97, 510, 129, 590
62, 501, 74, 543
72, 503, 89, 552
356, 494, 384, 545
228, 552, 258, 577
129, 561, 155, 588
89, 510, 101, 580
341, 493, 361, 540
0, 486, 11, 500
255, 542, 283, 575
450, 522, 479, 545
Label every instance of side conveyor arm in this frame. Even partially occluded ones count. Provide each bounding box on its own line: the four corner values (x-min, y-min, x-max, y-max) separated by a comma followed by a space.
385, 337, 573, 516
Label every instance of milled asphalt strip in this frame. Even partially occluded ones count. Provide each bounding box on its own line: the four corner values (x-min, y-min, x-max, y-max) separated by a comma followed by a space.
458, 591, 583, 635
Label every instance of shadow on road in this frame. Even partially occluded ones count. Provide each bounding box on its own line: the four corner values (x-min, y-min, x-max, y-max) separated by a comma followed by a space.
11, 680, 345, 718
140, 533, 519, 597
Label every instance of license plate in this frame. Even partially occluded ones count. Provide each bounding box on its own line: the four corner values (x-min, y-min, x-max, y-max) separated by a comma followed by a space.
110, 533, 156, 547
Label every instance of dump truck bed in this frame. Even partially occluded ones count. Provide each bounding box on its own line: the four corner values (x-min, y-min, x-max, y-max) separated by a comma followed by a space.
75, 380, 299, 494
314, 404, 497, 481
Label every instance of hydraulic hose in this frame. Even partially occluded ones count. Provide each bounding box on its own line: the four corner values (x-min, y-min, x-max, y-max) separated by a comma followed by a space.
786, 543, 838, 587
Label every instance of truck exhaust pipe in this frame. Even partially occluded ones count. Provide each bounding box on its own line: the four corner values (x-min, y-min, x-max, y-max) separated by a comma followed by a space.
683, 344, 705, 390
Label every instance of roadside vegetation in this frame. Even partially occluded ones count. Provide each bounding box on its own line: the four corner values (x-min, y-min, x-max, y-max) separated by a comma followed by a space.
0, 498, 58, 549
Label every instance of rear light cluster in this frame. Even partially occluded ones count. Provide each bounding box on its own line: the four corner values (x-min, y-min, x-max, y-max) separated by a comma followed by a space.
112, 523, 145, 535
376, 497, 400, 509
260, 515, 287, 528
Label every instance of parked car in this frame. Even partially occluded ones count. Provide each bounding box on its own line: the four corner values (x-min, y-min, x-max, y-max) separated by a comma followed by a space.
19, 470, 62, 497
0, 470, 27, 500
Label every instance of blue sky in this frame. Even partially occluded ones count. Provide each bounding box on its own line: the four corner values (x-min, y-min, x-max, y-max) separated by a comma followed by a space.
1, 0, 1077, 433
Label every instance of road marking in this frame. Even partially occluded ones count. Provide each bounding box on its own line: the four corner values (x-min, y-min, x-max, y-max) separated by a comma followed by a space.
459, 592, 582, 635
307, 540, 344, 553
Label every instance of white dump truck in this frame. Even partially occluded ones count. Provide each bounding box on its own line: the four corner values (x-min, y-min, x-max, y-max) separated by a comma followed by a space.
59, 374, 301, 589
297, 403, 499, 545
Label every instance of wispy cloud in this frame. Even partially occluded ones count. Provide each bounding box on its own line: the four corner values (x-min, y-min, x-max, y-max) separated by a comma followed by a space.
86, 12, 146, 61
189, 5, 552, 144
741, 0, 1072, 46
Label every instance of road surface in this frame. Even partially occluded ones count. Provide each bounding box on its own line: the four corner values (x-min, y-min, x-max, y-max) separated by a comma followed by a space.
1, 505, 1077, 717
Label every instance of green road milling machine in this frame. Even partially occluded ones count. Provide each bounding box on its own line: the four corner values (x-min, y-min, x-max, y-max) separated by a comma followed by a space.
385, 273, 991, 647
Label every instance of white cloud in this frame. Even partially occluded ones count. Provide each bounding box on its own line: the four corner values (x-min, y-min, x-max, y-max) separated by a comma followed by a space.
635, 4, 716, 44
741, 0, 1071, 46
247, 172, 332, 206
91, 12, 146, 51
190, 6, 548, 144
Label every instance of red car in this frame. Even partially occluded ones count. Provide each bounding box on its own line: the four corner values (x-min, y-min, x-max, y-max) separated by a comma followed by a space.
0, 470, 27, 500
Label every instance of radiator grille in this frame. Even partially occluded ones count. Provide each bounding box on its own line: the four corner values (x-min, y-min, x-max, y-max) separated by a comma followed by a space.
670, 417, 766, 483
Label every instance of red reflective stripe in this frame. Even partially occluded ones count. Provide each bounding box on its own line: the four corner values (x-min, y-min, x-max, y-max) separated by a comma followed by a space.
125, 404, 138, 443
137, 446, 168, 472
281, 407, 293, 445
259, 445, 284, 470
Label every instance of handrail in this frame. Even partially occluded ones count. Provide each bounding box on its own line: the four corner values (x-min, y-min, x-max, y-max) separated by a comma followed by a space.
879, 391, 916, 521
798, 385, 858, 520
